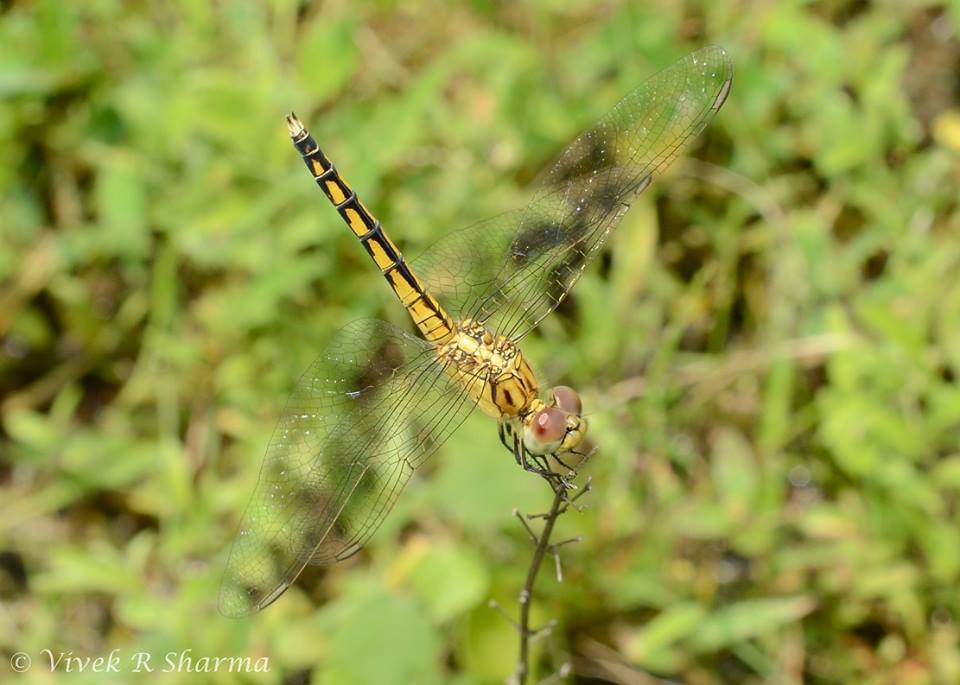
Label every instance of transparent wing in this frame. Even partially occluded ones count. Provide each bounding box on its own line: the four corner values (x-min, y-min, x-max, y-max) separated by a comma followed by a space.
219, 319, 479, 617
412, 46, 731, 341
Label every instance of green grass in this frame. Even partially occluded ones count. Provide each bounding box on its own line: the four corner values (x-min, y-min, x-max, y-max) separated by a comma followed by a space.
3, 1, 960, 683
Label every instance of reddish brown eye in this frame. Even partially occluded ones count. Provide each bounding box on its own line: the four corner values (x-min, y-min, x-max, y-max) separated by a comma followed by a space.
551, 385, 582, 415
533, 407, 567, 443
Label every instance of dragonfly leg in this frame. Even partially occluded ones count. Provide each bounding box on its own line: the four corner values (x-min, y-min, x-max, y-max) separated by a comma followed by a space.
502, 422, 523, 467
552, 452, 575, 473
529, 453, 554, 474
514, 434, 536, 473
516, 442, 576, 492
514, 433, 543, 474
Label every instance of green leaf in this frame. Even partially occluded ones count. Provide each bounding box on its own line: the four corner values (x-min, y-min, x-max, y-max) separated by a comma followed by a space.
316, 578, 444, 685
690, 597, 816, 651
4, 409, 59, 456
94, 155, 149, 260
406, 542, 490, 623
460, 602, 522, 683
295, 17, 359, 101
623, 602, 706, 668
710, 427, 758, 520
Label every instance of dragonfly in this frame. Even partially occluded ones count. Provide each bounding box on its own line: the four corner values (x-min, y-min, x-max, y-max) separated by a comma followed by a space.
219, 46, 731, 617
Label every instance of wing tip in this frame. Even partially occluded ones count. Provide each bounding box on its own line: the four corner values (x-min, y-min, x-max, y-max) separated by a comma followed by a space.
217, 585, 254, 618
696, 44, 731, 65
713, 73, 733, 111
688, 45, 733, 112
217, 579, 291, 618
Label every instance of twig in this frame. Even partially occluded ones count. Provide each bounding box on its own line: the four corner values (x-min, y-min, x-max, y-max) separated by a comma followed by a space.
504, 475, 591, 685
511, 486, 564, 685
489, 599, 520, 630
513, 507, 540, 545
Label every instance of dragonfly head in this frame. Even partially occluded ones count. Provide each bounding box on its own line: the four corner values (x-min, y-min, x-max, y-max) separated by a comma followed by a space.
521, 386, 589, 464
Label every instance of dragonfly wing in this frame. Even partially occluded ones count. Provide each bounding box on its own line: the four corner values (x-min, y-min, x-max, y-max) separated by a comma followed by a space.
219, 319, 479, 617
413, 46, 731, 340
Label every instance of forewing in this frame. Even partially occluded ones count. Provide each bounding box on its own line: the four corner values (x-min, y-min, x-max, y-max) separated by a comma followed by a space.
413, 46, 731, 340
219, 319, 479, 617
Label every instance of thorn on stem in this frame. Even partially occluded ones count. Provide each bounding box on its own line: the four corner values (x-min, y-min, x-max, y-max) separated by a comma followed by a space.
530, 618, 557, 642
514, 508, 540, 544
489, 599, 521, 631
549, 536, 582, 550
547, 536, 581, 581
558, 480, 593, 514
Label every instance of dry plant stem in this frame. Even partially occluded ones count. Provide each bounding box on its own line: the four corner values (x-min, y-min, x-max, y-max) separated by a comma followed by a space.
512, 479, 592, 685
514, 486, 564, 685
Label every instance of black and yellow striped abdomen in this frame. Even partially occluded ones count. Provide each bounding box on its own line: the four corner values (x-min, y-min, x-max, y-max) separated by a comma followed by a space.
286, 114, 455, 345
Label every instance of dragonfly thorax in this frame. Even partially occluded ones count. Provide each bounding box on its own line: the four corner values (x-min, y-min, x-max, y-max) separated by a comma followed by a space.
439, 318, 539, 419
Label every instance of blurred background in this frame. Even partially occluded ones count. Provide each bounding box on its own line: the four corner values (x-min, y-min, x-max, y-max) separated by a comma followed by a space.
3, 1, 960, 683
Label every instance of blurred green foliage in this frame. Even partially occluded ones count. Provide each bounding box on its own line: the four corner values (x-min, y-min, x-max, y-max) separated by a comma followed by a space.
3, 1, 960, 683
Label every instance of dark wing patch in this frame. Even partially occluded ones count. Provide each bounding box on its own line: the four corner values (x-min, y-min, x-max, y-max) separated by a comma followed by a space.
219, 319, 479, 617
413, 46, 732, 341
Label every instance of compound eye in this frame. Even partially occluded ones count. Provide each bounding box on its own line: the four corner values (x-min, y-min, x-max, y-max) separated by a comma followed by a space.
550, 385, 582, 415
532, 407, 567, 444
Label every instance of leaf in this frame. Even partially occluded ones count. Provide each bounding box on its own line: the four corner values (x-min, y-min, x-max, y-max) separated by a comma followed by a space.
710, 427, 758, 520
430, 415, 542, 532
295, 17, 359, 101
32, 544, 144, 596
460, 602, 525, 683
4, 409, 59, 457
689, 597, 816, 652
407, 542, 489, 622
94, 155, 149, 260
622, 602, 706, 667
316, 578, 444, 685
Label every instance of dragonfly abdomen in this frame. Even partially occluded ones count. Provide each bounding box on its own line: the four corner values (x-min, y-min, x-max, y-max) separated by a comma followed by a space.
287, 114, 456, 345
